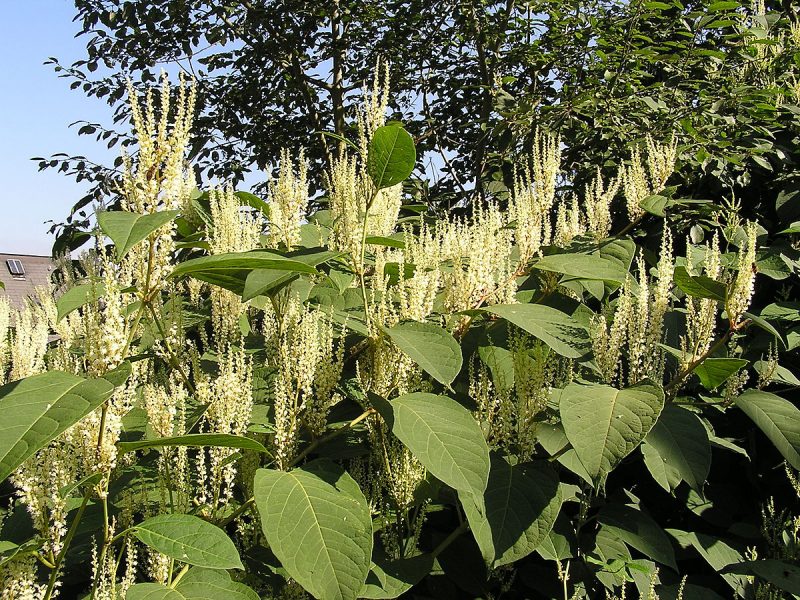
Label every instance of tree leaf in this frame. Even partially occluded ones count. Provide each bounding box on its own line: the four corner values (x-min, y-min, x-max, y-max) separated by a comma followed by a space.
533, 254, 628, 284
642, 404, 711, 492
133, 514, 243, 570
382, 321, 463, 387
378, 393, 490, 499
367, 125, 416, 189
118, 434, 271, 456
97, 210, 179, 259
735, 389, 800, 469
174, 567, 260, 600
0, 372, 115, 482
56, 281, 106, 321
694, 358, 748, 390
598, 504, 677, 570
254, 460, 373, 600
483, 304, 591, 359
126, 583, 186, 600
559, 381, 664, 482
462, 455, 562, 567
673, 266, 727, 302
170, 251, 318, 295
360, 550, 433, 599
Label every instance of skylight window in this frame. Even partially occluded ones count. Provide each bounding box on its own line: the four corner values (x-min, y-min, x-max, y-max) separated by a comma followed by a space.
6, 259, 25, 278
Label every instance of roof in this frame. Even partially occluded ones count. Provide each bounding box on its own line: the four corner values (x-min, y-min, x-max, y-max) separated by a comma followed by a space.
0, 253, 55, 309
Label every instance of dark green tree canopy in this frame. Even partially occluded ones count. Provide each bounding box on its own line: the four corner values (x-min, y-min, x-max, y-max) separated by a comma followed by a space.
43, 1, 800, 250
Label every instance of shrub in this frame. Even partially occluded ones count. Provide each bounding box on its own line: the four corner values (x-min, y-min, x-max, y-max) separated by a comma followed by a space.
2, 69, 800, 599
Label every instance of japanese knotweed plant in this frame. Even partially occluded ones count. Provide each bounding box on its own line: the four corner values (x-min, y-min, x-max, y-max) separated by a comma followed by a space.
1, 70, 799, 600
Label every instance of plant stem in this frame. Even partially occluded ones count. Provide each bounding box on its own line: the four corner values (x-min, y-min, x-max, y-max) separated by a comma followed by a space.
289, 408, 375, 468
220, 497, 256, 527
432, 521, 468, 558
42, 489, 92, 600
665, 328, 733, 393
170, 564, 190, 588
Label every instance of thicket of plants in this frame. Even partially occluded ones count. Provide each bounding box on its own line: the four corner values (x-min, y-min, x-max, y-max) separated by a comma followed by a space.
2, 1, 800, 599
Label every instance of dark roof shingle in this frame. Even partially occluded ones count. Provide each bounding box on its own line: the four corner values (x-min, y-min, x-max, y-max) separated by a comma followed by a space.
0, 253, 55, 309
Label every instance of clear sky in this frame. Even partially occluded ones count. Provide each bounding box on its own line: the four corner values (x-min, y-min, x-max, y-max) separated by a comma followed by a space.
0, 0, 117, 255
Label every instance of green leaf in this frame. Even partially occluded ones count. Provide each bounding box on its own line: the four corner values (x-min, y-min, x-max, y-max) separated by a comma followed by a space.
382, 321, 462, 387
367, 125, 416, 189
559, 381, 664, 482
133, 514, 243, 570
241, 250, 341, 301
598, 504, 677, 570
56, 281, 106, 321
694, 358, 748, 390
360, 551, 433, 599
170, 251, 318, 295
126, 583, 185, 600
254, 460, 373, 600
532, 254, 628, 284
118, 434, 270, 455
378, 392, 490, 499
725, 560, 800, 595
668, 530, 749, 593
673, 266, 727, 301
743, 311, 786, 347
735, 389, 800, 469
174, 567, 260, 600
0, 372, 115, 482
639, 195, 672, 217
365, 235, 405, 249
478, 345, 515, 392
234, 191, 270, 217
642, 404, 711, 492
462, 455, 562, 567
98, 210, 179, 259
483, 304, 590, 359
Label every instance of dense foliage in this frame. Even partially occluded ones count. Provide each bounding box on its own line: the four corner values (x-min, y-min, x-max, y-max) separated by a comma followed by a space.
3, 1, 800, 598
40, 1, 800, 249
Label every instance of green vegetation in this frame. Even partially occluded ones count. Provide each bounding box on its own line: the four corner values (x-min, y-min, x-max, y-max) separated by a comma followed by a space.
2, 1, 800, 598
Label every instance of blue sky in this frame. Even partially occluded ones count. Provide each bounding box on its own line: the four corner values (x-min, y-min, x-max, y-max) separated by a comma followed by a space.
0, 0, 117, 255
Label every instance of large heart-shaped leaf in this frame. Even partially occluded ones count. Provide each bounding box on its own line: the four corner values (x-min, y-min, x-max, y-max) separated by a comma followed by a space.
735, 389, 800, 469
642, 404, 711, 493
242, 250, 341, 301
462, 455, 562, 567
367, 125, 416, 189
483, 304, 591, 359
133, 514, 243, 570
0, 372, 116, 482
56, 281, 106, 322
694, 358, 748, 390
174, 567, 260, 599
254, 460, 373, 600
98, 209, 179, 259
532, 254, 628, 284
126, 584, 185, 600
559, 381, 664, 483
382, 321, 462, 387
377, 393, 490, 500
598, 504, 677, 570
170, 251, 318, 295
360, 550, 433, 599
668, 530, 749, 593
673, 266, 727, 302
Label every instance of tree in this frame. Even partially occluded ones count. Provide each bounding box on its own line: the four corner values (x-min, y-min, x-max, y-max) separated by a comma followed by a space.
42, 0, 800, 251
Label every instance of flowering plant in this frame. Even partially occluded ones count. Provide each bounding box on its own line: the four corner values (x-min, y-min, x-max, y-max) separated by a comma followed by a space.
1, 66, 799, 600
